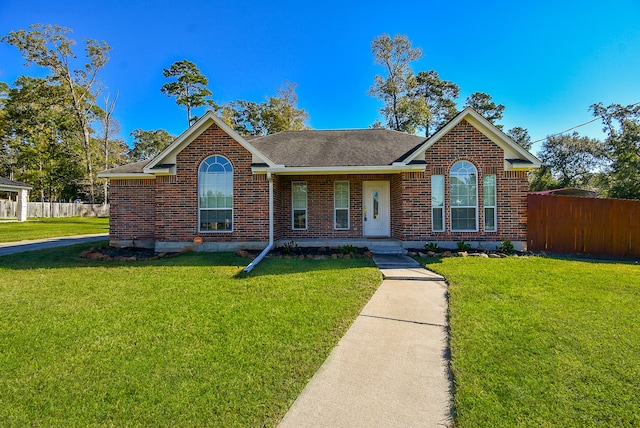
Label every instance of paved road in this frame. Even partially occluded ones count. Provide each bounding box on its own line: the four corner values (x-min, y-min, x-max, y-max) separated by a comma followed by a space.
0, 233, 109, 256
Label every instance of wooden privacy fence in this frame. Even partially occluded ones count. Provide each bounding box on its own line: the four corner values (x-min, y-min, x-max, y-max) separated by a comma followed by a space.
528, 194, 640, 258
0, 201, 109, 218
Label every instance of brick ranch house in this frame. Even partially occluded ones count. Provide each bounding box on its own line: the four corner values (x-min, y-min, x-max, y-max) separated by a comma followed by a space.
99, 107, 541, 257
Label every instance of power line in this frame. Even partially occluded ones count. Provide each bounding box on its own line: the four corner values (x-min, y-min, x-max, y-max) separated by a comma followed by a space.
531, 101, 640, 144
531, 118, 600, 144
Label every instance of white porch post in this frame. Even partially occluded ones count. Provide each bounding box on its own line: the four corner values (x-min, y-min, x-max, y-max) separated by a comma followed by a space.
17, 189, 28, 222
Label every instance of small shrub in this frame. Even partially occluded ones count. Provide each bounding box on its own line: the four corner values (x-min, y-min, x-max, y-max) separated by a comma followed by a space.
496, 240, 515, 253
425, 242, 440, 252
339, 244, 358, 255
456, 240, 472, 251
280, 241, 298, 255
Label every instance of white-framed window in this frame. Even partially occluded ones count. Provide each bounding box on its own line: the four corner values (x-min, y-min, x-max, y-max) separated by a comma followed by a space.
334, 181, 350, 230
199, 155, 233, 232
431, 175, 445, 231
292, 181, 307, 230
484, 174, 497, 231
450, 160, 478, 231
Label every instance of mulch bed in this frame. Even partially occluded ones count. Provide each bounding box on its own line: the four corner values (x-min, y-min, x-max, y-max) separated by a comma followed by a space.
80, 246, 180, 261
262, 246, 372, 260
80, 245, 528, 262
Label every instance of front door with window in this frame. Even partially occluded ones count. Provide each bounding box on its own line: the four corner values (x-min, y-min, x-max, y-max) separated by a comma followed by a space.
362, 181, 390, 237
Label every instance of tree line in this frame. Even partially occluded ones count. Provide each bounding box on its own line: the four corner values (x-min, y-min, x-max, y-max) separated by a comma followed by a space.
0, 25, 309, 204
1, 26, 638, 203
369, 34, 640, 199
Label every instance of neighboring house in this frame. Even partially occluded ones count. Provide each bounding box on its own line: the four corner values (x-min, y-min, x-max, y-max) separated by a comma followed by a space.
99, 107, 541, 253
0, 178, 32, 222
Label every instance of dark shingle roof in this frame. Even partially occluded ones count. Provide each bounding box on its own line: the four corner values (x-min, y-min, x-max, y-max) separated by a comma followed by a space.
250, 129, 426, 167
100, 129, 427, 175
99, 158, 154, 175
0, 177, 32, 189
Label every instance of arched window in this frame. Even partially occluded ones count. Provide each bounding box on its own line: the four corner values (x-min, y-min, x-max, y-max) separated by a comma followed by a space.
450, 161, 477, 231
199, 155, 233, 231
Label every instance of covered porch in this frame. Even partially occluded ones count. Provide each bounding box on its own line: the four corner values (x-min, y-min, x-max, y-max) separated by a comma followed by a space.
272, 173, 408, 243
0, 178, 32, 222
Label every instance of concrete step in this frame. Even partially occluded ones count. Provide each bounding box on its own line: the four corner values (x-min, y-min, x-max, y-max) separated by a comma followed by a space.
372, 254, 421, 269
368, 246, 407, 256
380, 268, 446, 281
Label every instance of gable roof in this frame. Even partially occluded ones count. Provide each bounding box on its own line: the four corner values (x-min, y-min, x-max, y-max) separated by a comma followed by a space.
0, 177, 32, 191
99, 112, 277, 178
405, 107, 542, 170
99, 107, 541, 178
144, 110, 277, 173
249, 129, 426, 167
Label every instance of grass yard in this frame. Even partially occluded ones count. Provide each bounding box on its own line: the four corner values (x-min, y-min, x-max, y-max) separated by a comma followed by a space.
0, 217, 109, 242
422, 255, 640, 427
0, 244, 380, 426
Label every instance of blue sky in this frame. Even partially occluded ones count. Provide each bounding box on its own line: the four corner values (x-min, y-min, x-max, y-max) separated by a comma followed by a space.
1, 0, 639, 155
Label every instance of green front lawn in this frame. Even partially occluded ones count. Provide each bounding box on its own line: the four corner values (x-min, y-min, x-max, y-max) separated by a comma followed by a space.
0, 217, 109, 242
0, 246, 380, 426
423, 256, 640, 427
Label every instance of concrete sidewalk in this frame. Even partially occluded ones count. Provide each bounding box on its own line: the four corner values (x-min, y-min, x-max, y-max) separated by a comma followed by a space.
278, 262, 453, 427
0, 233, 109, 256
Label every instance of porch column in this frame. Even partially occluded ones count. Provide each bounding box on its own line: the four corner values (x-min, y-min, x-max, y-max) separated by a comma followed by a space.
17, 189, 28, 222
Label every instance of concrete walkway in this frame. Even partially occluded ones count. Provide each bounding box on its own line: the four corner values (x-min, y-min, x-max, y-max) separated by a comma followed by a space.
0, 233, 109, 256
278, 255, 453, 427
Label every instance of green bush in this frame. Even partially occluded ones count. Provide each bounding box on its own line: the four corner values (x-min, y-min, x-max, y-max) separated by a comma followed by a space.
424, 242, 440, 252
496, 240, 515, 253
339, 244, 358, 255
456, 240, 472, 251
280, 240, 298, 255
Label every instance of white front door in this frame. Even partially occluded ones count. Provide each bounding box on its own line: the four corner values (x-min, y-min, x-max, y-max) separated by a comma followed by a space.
363, 181, 390, 237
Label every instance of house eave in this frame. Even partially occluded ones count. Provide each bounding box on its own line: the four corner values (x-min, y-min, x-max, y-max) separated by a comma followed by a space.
505, 158, 540, 171
253, 164, 426, 175
142, 164, 176, 176
98, 172, 156, 179
0, 185, 32, 191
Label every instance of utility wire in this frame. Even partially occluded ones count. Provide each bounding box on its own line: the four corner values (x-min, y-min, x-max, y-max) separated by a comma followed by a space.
531, 118, 600, 144
531, 101, 640, 144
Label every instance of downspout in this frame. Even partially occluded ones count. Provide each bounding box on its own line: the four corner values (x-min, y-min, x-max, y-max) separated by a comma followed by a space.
243, 172, 274, 272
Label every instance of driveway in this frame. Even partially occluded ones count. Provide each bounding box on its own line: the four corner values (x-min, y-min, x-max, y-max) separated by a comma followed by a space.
0, 234, 109, 256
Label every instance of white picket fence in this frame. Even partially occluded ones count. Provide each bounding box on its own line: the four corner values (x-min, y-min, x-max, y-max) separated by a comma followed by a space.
0, 201, 109, 218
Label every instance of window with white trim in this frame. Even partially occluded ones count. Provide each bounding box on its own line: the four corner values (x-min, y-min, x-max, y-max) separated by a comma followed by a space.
484, 174, 497, 231
450, 161, 478, 231
431, 175, 445, 231
334, 181, 350, 229
199, 155, 233, 232
292, 181, 307, 230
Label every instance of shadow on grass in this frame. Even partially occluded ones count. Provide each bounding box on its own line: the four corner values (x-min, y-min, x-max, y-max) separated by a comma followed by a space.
0, 241, 377, 276
415, 253, 639, 268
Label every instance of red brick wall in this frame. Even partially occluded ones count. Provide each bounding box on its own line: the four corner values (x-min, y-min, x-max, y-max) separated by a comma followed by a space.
155, 124, 269, 244
109, 179, 156, 246
108, 123, 269, 247
272, 174, 284, 241
397, 119, 528, 242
